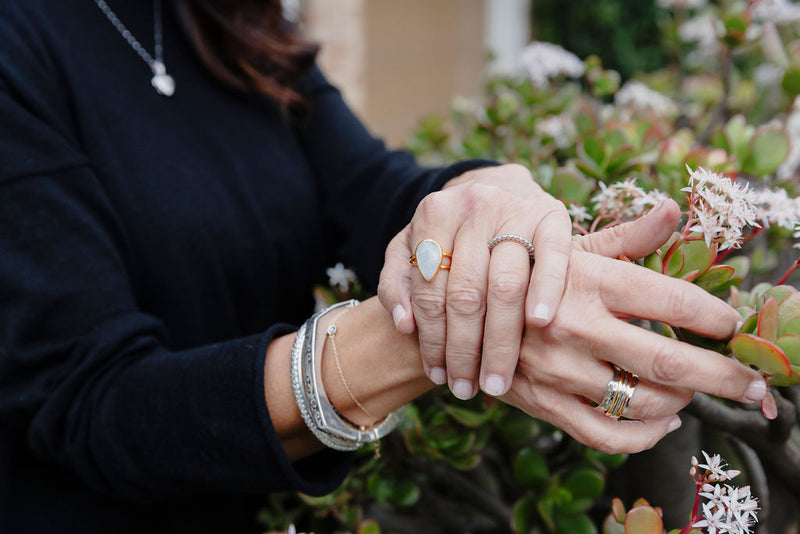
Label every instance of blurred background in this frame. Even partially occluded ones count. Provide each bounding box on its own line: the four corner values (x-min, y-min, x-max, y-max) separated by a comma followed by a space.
295, 0, 666, 146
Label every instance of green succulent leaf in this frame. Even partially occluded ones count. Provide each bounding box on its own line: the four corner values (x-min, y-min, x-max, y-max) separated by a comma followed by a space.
724, 256, 750, 280
357, 519, 381, 534
611, 497, 626, 523
554, 513, 597, 534
624, 505, 663, 534
602, 515, 625, 534
776, 334, 800, 366
779, 315, 800, 337
764, 285, 797, 305
443, 404, 492, 428
778, 293, 800, 326
581, 133, 606, 168
757, 297, 779, 342
724, 115, 754, 162
731, 333, 792, 376
511, 495, 536, 534
694, 265, 735, 292
782, 68, 800, 96
563, 468, 605, 500
556, 497, 594, 516
743, 128, 790, 177
513, 446, 550, 488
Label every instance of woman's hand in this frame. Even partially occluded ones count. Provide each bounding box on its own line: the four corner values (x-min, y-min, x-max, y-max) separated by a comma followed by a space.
379, 164, 572, 400
502, 200, 767, 453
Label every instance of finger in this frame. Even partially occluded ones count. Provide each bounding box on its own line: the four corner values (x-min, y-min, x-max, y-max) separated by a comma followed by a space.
591, 317, 766, 404
444, 222, 490, 400
577, 199, 681, 260
504, 383, 682, 454
408, 193, 460, 385
526, 205, 571, 326
479, 235, 531, 397
525, 347, 693, 420
377, 228, 416, 334
594, 255, 741, 339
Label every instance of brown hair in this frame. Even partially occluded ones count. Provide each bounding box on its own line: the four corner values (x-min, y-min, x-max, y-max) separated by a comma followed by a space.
176, 0, 319, 109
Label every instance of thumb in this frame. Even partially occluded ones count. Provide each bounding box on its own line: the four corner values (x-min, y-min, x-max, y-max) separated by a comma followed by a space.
377, 228, 417, 334
576, 199, 681, 259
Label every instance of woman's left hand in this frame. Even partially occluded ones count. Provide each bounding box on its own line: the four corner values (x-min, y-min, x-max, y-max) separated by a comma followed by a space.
378, 164, 572, 400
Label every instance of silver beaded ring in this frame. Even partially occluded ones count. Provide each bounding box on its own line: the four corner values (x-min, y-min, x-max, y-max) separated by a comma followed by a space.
487, 233, 535, 259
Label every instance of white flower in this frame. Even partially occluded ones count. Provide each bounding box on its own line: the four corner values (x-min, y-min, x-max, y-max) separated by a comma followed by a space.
567, 203, 591, 222
678, 13, 725, 67
592, 179, 667, 221
752, 0, 800, 24
658, 0, 708, 8
326, 262, 356, 291
753, 63, 783, 87
519, 42, 585, 88
754, 187, 800, 230
683, 167, 761, 251
536, 114, 577, 149
693, 501, 726, 534
615, 81, 679, 117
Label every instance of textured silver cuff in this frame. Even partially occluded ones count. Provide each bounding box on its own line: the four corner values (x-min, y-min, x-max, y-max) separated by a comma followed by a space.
290, 300, 405, 451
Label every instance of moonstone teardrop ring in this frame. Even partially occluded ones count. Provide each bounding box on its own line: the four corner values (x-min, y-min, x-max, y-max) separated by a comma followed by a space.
409, 239, 452, 282
487, 233, 536, 261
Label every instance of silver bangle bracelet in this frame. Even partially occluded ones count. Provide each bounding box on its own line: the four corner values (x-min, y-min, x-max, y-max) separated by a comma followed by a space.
290, 299, 405, 451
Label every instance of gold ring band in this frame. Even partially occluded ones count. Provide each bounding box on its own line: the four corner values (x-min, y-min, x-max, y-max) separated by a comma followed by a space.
410, 239, 452, 282
599, 365, 639, 419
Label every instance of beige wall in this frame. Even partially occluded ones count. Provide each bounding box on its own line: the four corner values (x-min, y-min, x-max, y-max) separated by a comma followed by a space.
304, 0, 486, 147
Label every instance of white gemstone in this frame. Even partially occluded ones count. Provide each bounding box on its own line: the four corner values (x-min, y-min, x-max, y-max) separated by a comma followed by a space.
151, 73, 175, 96
416, 239, 443, 281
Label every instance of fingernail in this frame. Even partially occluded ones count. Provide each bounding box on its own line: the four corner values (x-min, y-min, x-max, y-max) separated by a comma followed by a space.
392, 305, 407, 329
667, 416, 682, 433
744, 380, 766, 403
482, 374, 506, 397
532, 303, 551, 322
429, 367, 447, 385
452, 379, 474, 400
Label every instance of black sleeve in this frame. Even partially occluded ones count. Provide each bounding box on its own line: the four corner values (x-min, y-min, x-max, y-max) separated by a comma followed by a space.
294, 67, 497, 289
0, 57, 350, 504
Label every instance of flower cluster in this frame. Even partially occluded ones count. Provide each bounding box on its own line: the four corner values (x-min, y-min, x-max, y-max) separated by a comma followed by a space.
690, 452, 759, 534
682, 166, 760, 251
519, 42, 585, 88
754, 186, 800, 230
614, 81, 679, 118
326, 262, 357, 292
752, 0, 800, 25
591, 178, 670, 221
535, 114, 577, 149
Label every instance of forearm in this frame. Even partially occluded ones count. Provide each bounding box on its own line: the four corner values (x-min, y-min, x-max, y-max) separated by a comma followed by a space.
264, 297, 433, 460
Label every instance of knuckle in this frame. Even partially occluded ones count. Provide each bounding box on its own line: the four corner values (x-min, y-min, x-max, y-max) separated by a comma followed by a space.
447, 285, 485, 317
414, 290, 446, 320
665, 285, 698, 324
489, 272, 527, 304
415, 191, 448, 223
650, 345, 689, 383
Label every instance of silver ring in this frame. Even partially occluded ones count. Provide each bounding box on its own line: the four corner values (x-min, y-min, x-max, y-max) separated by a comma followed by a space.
487, 233, 535, 259
599, 365, 638, 419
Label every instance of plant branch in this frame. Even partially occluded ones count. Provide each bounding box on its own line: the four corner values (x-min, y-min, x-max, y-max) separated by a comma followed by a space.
428, 461, 511, 525
729, 437, 769, 533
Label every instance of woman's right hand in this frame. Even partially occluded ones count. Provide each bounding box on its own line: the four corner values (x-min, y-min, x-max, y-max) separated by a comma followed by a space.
502, 200, 767, 453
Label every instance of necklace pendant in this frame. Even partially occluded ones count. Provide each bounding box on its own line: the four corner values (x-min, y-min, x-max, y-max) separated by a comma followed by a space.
151, 60, 175, 96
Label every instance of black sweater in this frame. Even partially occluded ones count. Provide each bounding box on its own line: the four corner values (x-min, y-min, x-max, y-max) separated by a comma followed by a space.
0, 0, 489, 531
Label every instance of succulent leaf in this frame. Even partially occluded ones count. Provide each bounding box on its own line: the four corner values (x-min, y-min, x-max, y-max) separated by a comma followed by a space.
778, 292, 800, 326
779, 316, 800, 337
624, 505, 663, 534
743, 128, 790, 177
764, 285, 797, 305
731, 334, 792, 375
761, 391, 778, 420
776, 334, 800, 367
694, 265, 735, 292
757, 297, 779, 342
611, 498, 626, 523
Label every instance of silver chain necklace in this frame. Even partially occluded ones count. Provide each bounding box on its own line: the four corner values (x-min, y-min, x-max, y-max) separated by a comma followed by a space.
93, 0, 176, 96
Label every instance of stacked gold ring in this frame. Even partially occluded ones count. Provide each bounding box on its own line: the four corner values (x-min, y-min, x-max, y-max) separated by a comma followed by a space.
599, 366, 639, 419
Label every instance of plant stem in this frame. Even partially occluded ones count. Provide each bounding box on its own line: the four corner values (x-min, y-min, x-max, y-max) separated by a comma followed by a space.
777, 256, 800, 285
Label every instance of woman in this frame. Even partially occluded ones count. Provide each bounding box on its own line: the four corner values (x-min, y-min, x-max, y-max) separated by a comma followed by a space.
0, 0, 765, 532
